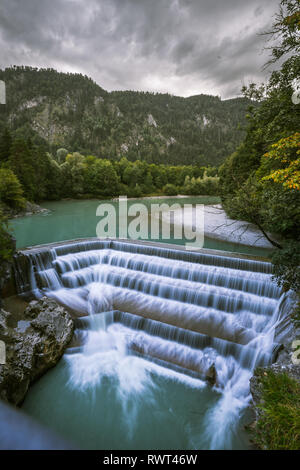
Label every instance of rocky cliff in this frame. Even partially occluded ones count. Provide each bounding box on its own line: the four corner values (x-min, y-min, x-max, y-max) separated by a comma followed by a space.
0, 297, 74, 405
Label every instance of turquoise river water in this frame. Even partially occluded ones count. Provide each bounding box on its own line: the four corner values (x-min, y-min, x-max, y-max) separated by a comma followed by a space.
10, 198, 283, 450
10, 197, 272, 257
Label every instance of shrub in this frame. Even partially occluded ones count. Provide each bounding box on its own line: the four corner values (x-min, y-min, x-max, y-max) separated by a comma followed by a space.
162, 184, 178, 196
130, 184, 143, 198
252, 370, 300, 450
56, 148, 69, 163
182, 173, 219, 195
0, 211, 14, 261
272, 240, 300, 292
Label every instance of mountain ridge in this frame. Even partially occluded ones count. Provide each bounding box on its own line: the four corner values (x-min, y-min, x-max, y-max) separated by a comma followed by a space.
0, 66, 253, 166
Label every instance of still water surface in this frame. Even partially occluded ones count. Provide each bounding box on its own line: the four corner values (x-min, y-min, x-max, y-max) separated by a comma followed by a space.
10, 197, 272, 257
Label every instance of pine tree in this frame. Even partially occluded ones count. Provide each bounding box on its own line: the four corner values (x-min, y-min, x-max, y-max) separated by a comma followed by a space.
0, 128, 12, 163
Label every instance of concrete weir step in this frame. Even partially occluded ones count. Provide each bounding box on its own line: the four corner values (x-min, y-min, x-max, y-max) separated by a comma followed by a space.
13, 237, 274, 298
12, 238, 287, 388
71, 311, 280, 369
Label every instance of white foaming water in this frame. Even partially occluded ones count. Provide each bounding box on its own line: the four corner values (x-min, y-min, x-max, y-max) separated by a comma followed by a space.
65, 321, 207, 440
16, 241, 292, 449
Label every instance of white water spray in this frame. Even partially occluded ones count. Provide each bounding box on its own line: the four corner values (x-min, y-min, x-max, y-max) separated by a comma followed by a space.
16, 240, 292, 449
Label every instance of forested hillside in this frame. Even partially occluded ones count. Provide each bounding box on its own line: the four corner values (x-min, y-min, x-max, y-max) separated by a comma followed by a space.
0, 66, 250, 166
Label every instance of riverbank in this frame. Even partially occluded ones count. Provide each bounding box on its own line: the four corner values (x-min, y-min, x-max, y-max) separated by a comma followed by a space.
111, 194, 218, 201
9, 197, 274, 257
6, 195, 276, 251
3, 201, 50, 219
160, 204, 278, 249
6, 194, 221, 219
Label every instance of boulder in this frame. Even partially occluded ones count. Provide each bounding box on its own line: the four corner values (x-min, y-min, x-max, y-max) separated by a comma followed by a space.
2, 201, 50, 219
0, 297, 74, 405
205, 363, 217, 386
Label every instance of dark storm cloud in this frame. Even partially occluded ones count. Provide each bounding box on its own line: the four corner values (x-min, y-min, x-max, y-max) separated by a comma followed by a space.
0, 0, 279, 98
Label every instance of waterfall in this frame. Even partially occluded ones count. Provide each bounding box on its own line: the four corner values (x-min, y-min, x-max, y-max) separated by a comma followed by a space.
14, 239, 292, 449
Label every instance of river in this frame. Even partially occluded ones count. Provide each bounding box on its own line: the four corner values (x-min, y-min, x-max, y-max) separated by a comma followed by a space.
11, 197, 281, 450
10, 197, 273, 257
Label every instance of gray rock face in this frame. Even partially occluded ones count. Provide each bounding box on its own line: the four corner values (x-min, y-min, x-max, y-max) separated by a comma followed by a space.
6, 201, 50, 219
0, 297, 74, 405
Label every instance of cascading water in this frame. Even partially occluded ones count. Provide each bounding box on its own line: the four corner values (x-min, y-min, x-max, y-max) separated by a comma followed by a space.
17, 239, 292, 449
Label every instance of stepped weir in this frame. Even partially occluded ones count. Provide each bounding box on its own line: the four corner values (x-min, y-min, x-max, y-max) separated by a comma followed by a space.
14, 238, 293, 449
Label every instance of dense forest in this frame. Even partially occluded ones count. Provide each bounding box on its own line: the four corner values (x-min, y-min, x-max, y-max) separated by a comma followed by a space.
0, 131, 219, 206
0, 66, 250, 167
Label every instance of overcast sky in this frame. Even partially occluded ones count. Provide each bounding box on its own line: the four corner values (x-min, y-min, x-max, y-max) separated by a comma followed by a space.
0, 0, 280, 99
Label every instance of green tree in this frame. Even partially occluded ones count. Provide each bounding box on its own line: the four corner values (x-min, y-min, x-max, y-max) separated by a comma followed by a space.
61, 152, 85, 196
56, 148, 69, 163
84, 158, 119, 196
0, 128, 12, 163
0, 168, 25, 210
163, 184, 178, 196
272, 241, 300, 291
219, 0, 300, 290
8, 137, 36, 200
143, 172, 154, 193
263, 0, 300, 65
0, 211, 14, 262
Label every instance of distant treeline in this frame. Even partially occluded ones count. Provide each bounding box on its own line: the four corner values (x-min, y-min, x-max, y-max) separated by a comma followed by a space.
0, 129, 219, 211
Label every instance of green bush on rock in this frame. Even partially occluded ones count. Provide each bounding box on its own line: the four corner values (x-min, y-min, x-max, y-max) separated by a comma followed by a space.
251, 370, 300, 450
